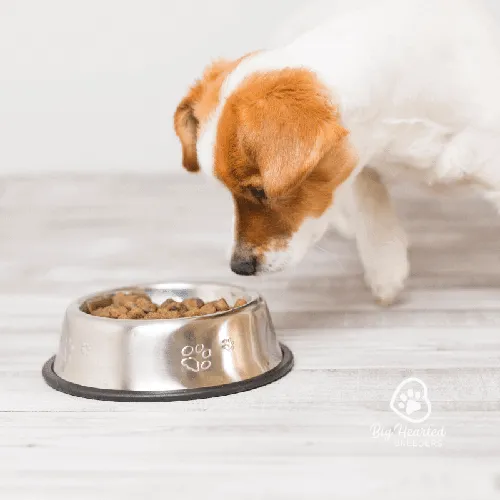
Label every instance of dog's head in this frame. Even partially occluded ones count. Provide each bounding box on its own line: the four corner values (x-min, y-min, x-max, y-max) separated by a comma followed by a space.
174, 60, 356, 275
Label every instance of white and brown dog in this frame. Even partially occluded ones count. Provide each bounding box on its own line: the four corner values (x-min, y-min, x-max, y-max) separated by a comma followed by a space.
174, 0, 500, 305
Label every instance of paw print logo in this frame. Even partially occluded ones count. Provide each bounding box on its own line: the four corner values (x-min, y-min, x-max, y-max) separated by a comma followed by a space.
181, 344, 212, 373
80, 342, 91, 355
221, 338, 234, 351
390, 377, 431, 423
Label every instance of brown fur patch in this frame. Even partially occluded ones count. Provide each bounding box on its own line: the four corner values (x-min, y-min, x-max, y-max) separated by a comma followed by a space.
214, 68, 356, 257
173, 56, 252, 172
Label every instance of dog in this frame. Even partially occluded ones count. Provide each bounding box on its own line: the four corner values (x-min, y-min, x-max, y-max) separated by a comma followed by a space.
174, 0, 500, 305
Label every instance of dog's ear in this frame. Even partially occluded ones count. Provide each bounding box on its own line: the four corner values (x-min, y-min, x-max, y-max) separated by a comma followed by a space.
174, 59, 242, 173
236, 69, 349, 197
174, 89, 201, 173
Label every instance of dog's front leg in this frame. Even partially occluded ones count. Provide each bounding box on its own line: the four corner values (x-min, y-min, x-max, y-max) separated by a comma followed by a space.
352, 168, 409, 305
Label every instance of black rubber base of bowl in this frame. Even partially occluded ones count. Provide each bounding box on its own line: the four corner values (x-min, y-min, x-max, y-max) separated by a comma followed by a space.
42, 344, 293, 402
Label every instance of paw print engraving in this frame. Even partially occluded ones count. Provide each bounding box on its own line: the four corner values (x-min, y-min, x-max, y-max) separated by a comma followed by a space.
221, 338, 234, 351
390, 377, 431, 424
181, 344, 212, 373
80, 342, 91, 355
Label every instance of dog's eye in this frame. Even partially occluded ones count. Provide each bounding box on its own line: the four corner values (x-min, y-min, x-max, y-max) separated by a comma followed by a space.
249, 187, 266, 201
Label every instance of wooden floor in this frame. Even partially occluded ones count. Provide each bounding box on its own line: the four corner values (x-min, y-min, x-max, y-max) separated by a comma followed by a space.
1, 174, 500, 500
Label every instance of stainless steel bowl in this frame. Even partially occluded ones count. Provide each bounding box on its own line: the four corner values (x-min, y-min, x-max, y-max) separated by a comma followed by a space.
42, 282, 293, 401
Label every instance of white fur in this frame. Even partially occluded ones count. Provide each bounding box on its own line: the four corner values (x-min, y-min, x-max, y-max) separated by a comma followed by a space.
351, 169, 409, 305
198, 0, 500, 303
259, 216, 330, 274
197, 108, 221, 177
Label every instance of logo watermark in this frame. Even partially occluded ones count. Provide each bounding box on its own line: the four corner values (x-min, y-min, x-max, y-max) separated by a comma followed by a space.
389, 377, 431, 423
371, 377, 446, 448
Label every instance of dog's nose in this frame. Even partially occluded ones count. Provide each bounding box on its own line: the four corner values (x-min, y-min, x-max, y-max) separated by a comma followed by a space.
230, 254, 257, 276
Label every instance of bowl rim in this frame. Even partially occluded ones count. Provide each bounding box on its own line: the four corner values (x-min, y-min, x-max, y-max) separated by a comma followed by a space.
71, 281, 263, 324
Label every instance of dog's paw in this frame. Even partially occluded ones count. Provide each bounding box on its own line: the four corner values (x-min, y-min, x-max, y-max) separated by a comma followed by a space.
367, 273, 407, 306
364, 245, 409, 306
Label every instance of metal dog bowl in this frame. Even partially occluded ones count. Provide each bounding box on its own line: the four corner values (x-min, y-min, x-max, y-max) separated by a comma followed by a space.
42, 282, 293, 401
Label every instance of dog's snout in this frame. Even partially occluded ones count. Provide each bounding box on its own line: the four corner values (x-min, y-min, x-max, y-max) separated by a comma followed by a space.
230, 254, 257, 276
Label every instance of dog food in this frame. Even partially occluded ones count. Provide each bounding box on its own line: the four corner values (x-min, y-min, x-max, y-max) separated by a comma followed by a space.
85, 292, 247, 320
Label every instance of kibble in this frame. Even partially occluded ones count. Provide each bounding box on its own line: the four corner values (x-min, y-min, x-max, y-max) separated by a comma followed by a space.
127, 306, 146, 319
87, 296, 113, 313
135, 297, 157, 313
182, 298, 205, 310
199, 303, 217, 315
87, 292, 248, 320
212, 298, 230, 311
159, 300, 186, 313
182, 309, 202, 318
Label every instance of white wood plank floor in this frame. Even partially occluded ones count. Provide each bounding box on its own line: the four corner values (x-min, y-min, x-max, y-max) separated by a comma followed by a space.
1, 174, 500, 500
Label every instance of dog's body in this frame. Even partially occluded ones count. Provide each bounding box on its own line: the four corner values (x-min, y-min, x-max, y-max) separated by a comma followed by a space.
174, 0, 500, 304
